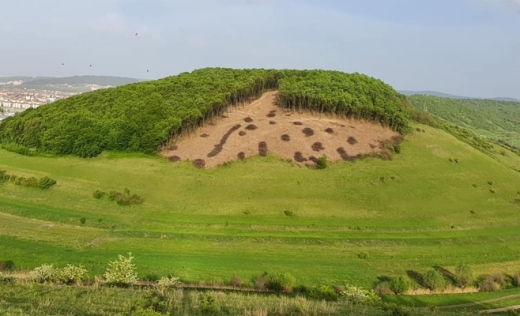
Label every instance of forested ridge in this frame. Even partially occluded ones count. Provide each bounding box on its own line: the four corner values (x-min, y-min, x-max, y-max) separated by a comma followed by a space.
407, 95, 520, 148
0, 68, 410, 157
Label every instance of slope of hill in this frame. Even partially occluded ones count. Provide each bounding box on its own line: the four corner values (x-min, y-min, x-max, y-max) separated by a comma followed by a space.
0, 68, 410, 158
21, 75, 141, 87
399, 90, 520, 102
407, 95, 520, 149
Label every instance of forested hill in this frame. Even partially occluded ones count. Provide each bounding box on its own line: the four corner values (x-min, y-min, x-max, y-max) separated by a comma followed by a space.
0, 68, 410, 158
407, 95, 520, 148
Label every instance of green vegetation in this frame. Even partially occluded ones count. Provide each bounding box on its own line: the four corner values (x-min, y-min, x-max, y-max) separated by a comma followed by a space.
0, 124, 519, 292
0, 170, 56, 189
0, 68, 410, 157
408, 95, 520, 149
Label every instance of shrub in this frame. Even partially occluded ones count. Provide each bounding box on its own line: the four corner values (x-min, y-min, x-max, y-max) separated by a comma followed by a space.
374, 281, 393, 295
455, 264, 474, 288
316, 155, 328, 169
80, 217, 86, 225
93, 190, 106, 199
389, 276, 411, 294
472, 184, 478, 188
157, 276, 179, 288
490, 188, 496, 193
284, 210, 294, 217
381, 302, 410, 316
341, 284, 381, 305
423, 270, 446, 291
38, 176, 57, 189
479, 274, 505, 292
230, 276, 241, 288
488, 181, 494, 186
0, 260, 15, 271
308, 285, 339, 301
132, 292, 168, 315
512, 273, 520, 287
30, 264, 58, 283
59, 264, 87, 285
358, 252, 369, 259
200, 293, 220, 314
266, 272, 296, 292
104, 252, 139, 286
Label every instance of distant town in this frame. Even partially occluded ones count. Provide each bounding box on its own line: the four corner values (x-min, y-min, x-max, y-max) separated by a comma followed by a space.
0, 75, 141, 120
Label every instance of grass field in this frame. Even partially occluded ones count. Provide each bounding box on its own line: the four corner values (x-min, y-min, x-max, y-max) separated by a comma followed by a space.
1, 124, 520, 290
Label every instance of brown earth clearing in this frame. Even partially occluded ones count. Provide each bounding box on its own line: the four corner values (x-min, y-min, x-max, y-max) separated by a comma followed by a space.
162, 91, 400, 168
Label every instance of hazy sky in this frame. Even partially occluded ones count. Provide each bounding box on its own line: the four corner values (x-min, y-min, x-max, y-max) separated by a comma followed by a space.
1, 0, 519, 98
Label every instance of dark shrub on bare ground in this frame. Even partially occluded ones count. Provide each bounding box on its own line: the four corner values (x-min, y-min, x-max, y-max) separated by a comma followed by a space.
245, 124, 257, 131
294, 152, 307, 162
269, 121, 276, 125
325, 128, 334, 134
168, 155, 181, 162
293, 121, 303, 126
266, 110, 276, 118
243, 117, 253, 123
303, 127, 314, 136
309, 156, 318, 163
258, 142, 268, 156
192, 159, 206, 168
207, 144, 223, 158
311, 142, 324, 152
239, 131, 246, 136
281, 134, 290, 142
200, 134, 209, 138
347, 136, 358, 145
237, 152, 245, 160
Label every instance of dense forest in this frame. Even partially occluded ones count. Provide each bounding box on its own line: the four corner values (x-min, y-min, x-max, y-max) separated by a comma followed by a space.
0, 68, 410, 157
408, 95, 520, 148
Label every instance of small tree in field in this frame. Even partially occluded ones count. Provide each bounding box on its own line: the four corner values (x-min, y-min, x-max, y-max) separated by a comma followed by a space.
423, 270, 445, 291
104, 252, 138, 286
389, 276, 411, 294
455, 264, 474, 288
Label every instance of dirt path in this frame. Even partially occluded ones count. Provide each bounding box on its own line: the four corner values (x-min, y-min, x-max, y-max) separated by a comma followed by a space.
162, 91, 399, 168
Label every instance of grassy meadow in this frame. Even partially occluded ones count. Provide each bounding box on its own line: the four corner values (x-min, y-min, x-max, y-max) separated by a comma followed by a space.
1, 124, 520, 290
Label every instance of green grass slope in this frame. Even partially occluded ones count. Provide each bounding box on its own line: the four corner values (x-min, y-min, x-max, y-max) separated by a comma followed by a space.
0, 124, 519, 288
0, 68, 409, 157
408, 95, 520, 149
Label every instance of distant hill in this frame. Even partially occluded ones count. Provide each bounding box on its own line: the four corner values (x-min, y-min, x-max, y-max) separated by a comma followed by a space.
0, 75, 142, 92
23, 76, 141, 87
407, 94, 520, 149
399, 90, 519, 102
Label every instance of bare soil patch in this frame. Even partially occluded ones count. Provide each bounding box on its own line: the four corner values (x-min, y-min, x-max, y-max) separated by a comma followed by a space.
163, 91, 400, 168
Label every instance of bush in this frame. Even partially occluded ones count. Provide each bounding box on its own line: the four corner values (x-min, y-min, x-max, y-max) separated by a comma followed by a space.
513, 273, 520, 287
341, 284, 381, 305
253, 273, 269, 290
423, 269, 446, 291
30, 264, 58, 283
479, 275, 505, 292
104, 252, 139, 286
374, 281, 393, 295
283, 210, 295, 217
38, 176, 57, 189
381, 302, 410, 316
93, 190, 106, 199
80, 217, 86, 225
389, 276, 411, 294
0, 260, 15, 271
266, 272, 296, 292
316, 155, 328, 169
230, 276, 241, 288
59, 264, 87, 285
455, 264, 474, 288
308, 285, 339, 301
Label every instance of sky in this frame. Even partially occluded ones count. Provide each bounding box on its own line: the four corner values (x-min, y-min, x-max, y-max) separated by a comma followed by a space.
1, 0, 519, 98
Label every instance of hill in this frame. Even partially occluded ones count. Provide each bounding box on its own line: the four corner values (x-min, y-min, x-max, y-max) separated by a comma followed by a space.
0, 75, 141, 92
0, 68, 410, 158
399, 90, 520, 102
407, 95, 520, 149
